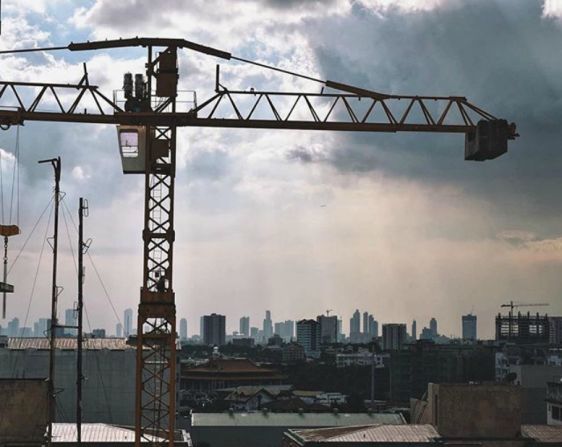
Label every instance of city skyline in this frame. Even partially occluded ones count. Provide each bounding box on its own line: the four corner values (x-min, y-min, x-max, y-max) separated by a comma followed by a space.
0, 306, 484, 342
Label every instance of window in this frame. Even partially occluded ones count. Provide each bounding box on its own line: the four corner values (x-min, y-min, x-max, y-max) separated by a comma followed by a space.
119, 130, 139, 158
553, 405, 561, 421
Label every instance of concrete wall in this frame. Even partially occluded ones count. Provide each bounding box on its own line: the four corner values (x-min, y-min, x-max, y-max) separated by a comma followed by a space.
509, 364, 562, 424
0, 379, 48, 443
429, 383, 521, 438
0, 348, 135, 425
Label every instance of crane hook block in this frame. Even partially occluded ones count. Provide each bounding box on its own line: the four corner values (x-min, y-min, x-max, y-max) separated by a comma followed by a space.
465, 119, 510, 161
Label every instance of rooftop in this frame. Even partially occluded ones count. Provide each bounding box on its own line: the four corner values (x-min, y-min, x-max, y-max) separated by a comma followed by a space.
3, 337, 134, 350
52, 423, 189, 444
186, 358, 277, 373
288, 424, 439, 444
191, 412, 405, 427
522, 425, 562, 443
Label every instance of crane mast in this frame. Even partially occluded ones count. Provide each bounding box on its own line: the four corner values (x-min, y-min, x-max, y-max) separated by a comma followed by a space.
0, 37, 519, 446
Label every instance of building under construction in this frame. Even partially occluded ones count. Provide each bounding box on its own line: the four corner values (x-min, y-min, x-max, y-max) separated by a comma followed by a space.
495, 312, 550, 344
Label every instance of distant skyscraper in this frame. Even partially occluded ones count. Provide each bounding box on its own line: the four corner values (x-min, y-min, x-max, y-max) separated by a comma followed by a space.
411, 320, 417, 341
7, 317, 19, 337
250, 326, 259, 339
179, 318, 188, 340
368, 315, 378, 338
124, 308, 133, 337
337, 318, 343, 342
296, 319, 320, 355
429, 317, 438, 337
203, 313, 226, 346
317, 315, 338, 344
200, 316, 205, 338
363, 312, 369, 334
34, 318, 50, 338
350, 309, 361, 343
462, 314, 477, 341
382, 323, 407, 350
240, 316, 250, 337
64, 308, 77, 336
116, 322, 123, 338
263, 310, 273, 340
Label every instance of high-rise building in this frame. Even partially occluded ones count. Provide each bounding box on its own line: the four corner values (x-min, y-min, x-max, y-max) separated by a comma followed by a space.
7, 317, 19, 337
64, 308, 77, 336
350, 309, 361, 343
411, 320, 417, 341
200, 316, 205, 338
337, 318, 343, 341
263, 310, 273, 340
34, 318, 50, 338
429, 317, 438, 338
368, 315, 378, 338
382, 323, 407, 350
296, 319, 320, 356
250, 326, 259, 339
203, 313, 226, 346
317, 315, 338, 344
462, 314, 477, 341
179, 318, 188, 340
124, 308, 133, 337
363, 312, 369, 334
116, 322, 123, 338
550, 317, 562, 345
239, 316, 250, 337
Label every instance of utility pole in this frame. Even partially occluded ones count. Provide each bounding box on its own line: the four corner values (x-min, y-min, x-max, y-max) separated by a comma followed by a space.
39, 157, 61, 445
371, 344, 375, 408
76, 197, 87, 444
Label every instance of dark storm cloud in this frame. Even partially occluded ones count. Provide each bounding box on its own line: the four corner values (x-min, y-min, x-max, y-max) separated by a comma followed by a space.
295, 0, 562, 224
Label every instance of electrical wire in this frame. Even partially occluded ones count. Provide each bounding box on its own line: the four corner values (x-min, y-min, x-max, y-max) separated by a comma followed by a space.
59, 199, 115, 423
11, 200, 53, 376
61, 199, 122, 326
8, 195, 54, 275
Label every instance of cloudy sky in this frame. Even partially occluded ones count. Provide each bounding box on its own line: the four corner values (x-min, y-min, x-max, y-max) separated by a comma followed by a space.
0, 0, 560, 339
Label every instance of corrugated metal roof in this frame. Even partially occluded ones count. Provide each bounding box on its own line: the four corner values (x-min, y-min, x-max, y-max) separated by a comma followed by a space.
192, 412, 405, 427
52, 423, 163, 443
522, 424, 562, 443
6, 337, 134, 350
291, 424, 439, 443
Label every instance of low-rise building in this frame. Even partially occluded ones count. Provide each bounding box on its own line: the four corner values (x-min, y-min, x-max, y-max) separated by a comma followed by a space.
547, 380, 562, 425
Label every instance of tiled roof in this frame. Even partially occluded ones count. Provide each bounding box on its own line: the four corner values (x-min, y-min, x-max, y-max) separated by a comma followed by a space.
52, 423, 161, 443
522, 425, 562, 443
290, 424, 439, 443
52, 423, 189, 443
6, 337, 134, 350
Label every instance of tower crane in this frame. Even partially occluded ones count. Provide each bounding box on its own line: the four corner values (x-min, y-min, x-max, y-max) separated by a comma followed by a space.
501, 301, 549, 315
0, 37, 518, 446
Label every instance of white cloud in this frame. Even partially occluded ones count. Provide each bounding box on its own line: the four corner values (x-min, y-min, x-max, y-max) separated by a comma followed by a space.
543, 0, 562, 19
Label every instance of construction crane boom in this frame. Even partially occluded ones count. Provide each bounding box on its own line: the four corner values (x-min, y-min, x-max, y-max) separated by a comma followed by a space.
500, 301, 549, 314
0, 36, 518, 446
